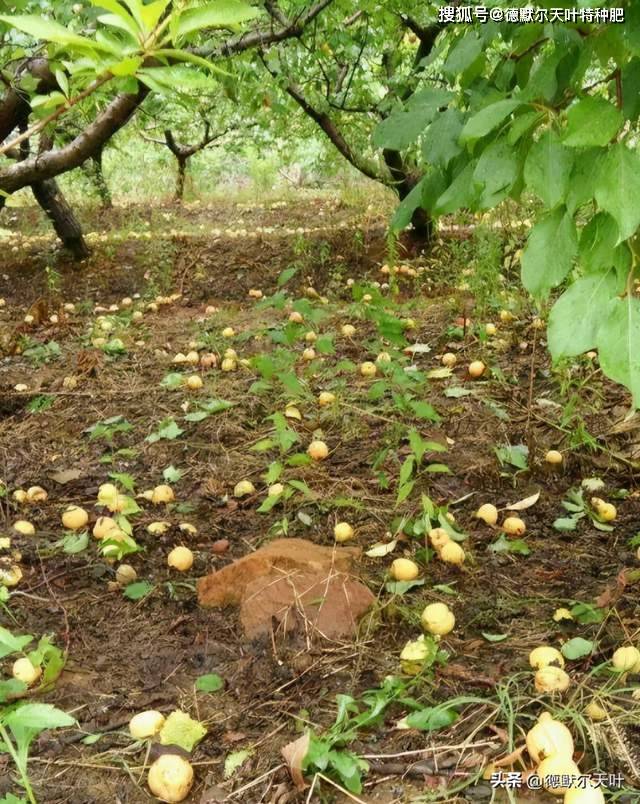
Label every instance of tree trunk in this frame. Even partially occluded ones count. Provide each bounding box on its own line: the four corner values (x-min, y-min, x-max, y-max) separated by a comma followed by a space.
91, 149, 112, 209
31, 179, 89, 260
175, 157, 187, 201
383, 148, 433, 245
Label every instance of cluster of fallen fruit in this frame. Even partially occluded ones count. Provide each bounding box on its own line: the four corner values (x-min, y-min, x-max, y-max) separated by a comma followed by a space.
1, 280, 634, 803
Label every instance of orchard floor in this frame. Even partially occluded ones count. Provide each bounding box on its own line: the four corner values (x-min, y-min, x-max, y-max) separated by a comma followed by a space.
0, 198, 639, 804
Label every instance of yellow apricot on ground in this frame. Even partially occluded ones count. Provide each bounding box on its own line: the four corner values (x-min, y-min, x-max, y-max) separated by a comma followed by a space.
468, 360, 486, 378
222, 326, 235, 338
534, 666, 571, 693
93, 516, 119, 539
307, 440, 329, 461
341, 324, 356, 337
502, 516, 526, 536
485, 323, 497, 336
584, 701, 607, 721
360, 361, 377, 378
12, 657, 42, 686
612, 645, 640, 672
529, 646, 565, 669
537, 754, 580, 794
421, 602, 455, 635
545, 450, 563, 465
13, 520, 35, 536
152, 485, 175, 504
185, 375, 203, 390
441, 352, 457, 368
147, 754, 194, 803
129, 710, 165, 739
428, 527, 451, 551
167, 546, 193, 572
26, 486, 48, 503
334, 522, 354, 542
390, 558, 420, 581
525, 712, 574, 763
318, 391, 336, 406
563, 781, 605, 804
234, 480, 255, 498
439, 541, 465, 565
475, 503, 498, 525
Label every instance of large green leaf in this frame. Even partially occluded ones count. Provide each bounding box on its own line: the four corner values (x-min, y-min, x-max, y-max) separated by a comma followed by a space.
390, 178, 425, 232
595, 143, 640, 242
578, 212, 619, 273
0, 14, 109, 50
422, 108, 463, 168
434, 160, 479, 215
548, 270, 619, 358
459, 99, 521, 143
521, 206, 577, 299
563, 97, 623, 147
524, 130, 573, 208
176, 1, 260, 38
473, 138, 520, 208
91, 0, 140, 39
597, 295, 640, 405
0, 627, 33, 660
3, 703, 75, 733
374, 89, 451, 151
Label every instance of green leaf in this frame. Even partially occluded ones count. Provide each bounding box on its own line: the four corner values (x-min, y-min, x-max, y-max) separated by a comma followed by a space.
563, 97, 622, 148
123, 581, 154, 600
596, 295, 640, 406
224, 748, 253, 779
195, 673, 224, 692
548, 270, 619, 358
444, 32, 482, 77
521, 206, 577, 299
390, 178, 425, 232
146, 418, 183, 443
473, 138, 520, 208
595, 143, 640, 242
482, 632, 509, 643
524, 130, 574, 208
385, 579, 425, 595
0, 14, 108, 50
163, 465, 183, 484
459, 99, 521, 143
0, 627, 33, 660
434, 160, 479, 215
159, 710, 207, 752
4, 702, 75, 733
405, 703, 459, 732
422, 108, 463, 168
176, 1, 260, 38
570, 602, 604, 624
578, 212, 621, 274
489, 535, 530, 555
561, 637, 594, 660
62, 531, 88, 555
374, 88, 452, 150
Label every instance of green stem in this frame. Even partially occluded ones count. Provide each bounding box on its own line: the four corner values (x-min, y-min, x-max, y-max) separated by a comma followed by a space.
0, 722, 37, 804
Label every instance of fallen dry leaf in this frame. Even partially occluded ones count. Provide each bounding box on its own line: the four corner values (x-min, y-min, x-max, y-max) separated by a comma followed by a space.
281, 733, 310, 791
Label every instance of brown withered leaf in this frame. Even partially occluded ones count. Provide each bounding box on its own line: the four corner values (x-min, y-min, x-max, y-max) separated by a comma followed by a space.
281, 733, 310, 791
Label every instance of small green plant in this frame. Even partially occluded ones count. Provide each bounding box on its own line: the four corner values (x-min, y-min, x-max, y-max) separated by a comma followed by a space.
0, 627, 71, 804
85, 416, 133, 445
20, 340, 61, 367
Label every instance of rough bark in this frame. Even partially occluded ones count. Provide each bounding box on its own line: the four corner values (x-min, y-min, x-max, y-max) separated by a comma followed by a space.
90, 148, 112, 208
31, 179, 89, 260
0, 86, 149, 195
175, 156, 187, 201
